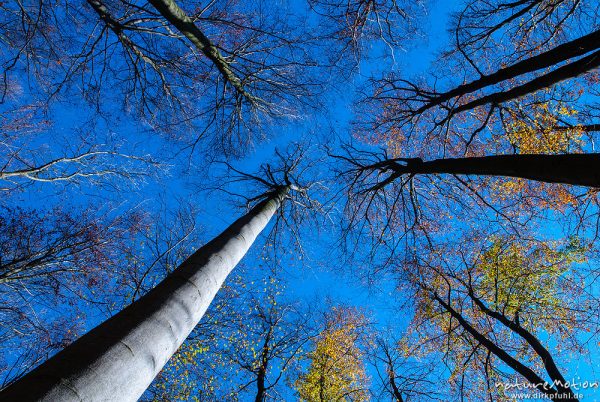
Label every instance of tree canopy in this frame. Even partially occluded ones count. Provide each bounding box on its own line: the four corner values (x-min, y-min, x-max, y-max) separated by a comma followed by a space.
0, 0, 599, 400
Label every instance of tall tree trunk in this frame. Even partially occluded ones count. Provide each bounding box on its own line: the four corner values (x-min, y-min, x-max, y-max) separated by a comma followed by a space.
0, 186, 289, 401
147, 0, 255, 103
255, 368, 267, 402
388, 369, 404, 402
452, 49, 600, 115
466, 290, 576, 399
255, 325, 272, 402
432, 293, 572, 401
416, 29, 600, 113
319, 369, 326, 402
380, 154, 600, 187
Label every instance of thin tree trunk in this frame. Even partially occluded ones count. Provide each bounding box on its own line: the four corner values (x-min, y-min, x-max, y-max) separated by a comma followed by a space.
254, 334, 270, 402
86, 0, 163, 74
319, 369, 326, 402
388, 369, 404, 402
452, 49, 600, 115
147, 0, 255, 103
432, 293, 568, 401
255, 368, 267, 402
0, 186, 289, 401
382, 154, 600, 187
467, 290, 576, 399
415, 29, 600, 114
554, 124, 600, 133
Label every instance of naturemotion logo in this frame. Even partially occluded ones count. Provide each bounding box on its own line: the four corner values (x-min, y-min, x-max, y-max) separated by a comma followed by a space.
495, 377, 598, 400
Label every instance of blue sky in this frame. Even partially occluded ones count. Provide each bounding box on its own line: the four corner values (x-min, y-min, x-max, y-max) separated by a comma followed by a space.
2, 0, 599, 399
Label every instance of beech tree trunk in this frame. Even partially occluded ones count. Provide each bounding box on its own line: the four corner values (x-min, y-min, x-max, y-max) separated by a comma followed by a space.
254, 328, 271, 402
388, 372, 404, 402
433, 293, 578, 402
147, 0, 254, 102
388, 154, 600, 188
419, 29, 600, 113
453, 49, 600, 114
0, 186, 289, 401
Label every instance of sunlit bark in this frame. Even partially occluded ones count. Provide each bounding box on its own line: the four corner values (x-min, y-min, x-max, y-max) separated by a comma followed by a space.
0, 186, 289, 401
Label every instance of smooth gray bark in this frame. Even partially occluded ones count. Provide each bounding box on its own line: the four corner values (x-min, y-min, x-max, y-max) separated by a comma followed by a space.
0, 186, 289, 401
